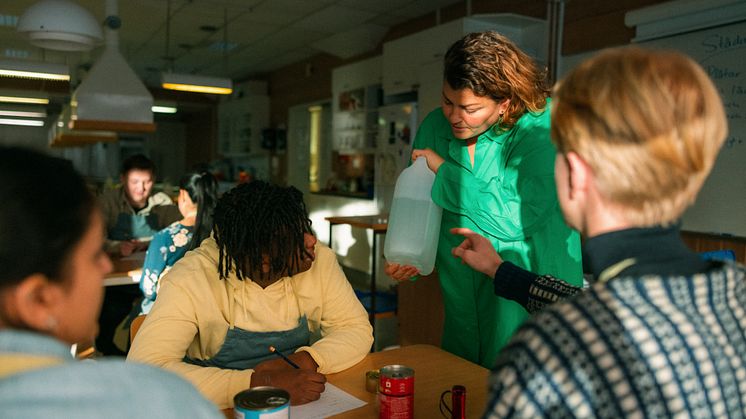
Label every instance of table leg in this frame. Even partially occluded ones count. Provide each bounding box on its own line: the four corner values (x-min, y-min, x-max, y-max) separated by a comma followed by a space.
370, 231, 377, 329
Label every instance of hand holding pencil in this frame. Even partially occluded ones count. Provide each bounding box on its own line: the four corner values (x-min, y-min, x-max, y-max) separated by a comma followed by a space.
269, 346, 300, 369
254, 347, 320, 372
251, 348, 327, 405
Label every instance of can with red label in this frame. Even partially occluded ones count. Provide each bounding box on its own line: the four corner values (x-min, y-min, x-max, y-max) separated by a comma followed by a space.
378, 364, 414, 419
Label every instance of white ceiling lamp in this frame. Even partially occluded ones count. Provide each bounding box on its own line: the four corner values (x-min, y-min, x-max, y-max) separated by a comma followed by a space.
160, 1, 232, 95
69, 0, 155, 133
0, 59, 70, 81
17, 0, 103, 52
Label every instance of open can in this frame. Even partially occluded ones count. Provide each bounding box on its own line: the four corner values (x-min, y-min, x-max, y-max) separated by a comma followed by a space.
234, 386, 290, 419
378, 364, 414, 419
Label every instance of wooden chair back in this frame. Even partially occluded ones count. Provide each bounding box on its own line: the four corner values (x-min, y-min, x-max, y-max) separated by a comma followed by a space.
129, 314, 147, 343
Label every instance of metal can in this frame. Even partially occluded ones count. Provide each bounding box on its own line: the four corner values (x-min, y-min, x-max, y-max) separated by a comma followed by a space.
366, 369, 380, 393
233, 386, 290, 419
378, 364, 414, 419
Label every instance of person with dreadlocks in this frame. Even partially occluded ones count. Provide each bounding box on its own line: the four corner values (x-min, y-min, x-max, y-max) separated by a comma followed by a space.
127, 181, 373, 409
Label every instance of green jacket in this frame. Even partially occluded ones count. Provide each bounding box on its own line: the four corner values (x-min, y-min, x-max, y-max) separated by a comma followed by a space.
412, 101, 583, 366
415, 100, 582, 276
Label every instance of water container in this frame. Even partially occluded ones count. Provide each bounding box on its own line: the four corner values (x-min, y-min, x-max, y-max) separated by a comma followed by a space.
384, 157, 442, 275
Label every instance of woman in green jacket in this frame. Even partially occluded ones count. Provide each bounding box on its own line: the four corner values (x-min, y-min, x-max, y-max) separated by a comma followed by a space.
386, 31, 583, 367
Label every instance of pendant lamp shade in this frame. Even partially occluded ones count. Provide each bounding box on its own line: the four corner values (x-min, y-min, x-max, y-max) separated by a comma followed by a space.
17, 0, 103, 52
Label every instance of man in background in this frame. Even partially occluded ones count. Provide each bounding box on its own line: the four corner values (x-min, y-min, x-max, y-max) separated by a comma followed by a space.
97, 154, 180, 356
99, 154, 181, 256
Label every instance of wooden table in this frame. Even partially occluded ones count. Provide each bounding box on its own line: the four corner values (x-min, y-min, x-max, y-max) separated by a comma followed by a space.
103, 252, 144, 286
325, 215, 388, 327
225, 344, 489, 418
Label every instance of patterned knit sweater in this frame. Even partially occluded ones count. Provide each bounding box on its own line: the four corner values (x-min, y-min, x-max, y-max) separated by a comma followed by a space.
485, 257, 746, 417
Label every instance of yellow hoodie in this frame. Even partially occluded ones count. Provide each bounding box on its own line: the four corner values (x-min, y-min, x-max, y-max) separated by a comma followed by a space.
127, 238, 373, 408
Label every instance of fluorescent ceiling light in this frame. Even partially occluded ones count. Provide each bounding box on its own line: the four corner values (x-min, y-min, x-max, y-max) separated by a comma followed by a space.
0, 59, 69, 81
0, 96, 49, 104
0, 94, 49, 105
161, 73, 233, 95
152, 105, 177, 114
17, 0, 103, 52
0, 117, 44, 126
0, 107, 46, 118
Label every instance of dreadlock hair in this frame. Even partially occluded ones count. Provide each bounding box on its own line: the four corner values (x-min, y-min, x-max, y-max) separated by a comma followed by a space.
213, 180, 313, 282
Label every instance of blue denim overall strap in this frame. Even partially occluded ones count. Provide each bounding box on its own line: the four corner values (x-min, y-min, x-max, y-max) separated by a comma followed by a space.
109, 213, 160, 241
184, 315, 310, 370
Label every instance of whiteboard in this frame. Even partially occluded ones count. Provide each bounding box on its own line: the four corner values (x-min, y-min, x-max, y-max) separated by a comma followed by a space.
638, 20, 746, 237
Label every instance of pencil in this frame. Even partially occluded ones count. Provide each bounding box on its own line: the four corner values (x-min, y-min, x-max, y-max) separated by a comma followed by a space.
268, 346, 300, 369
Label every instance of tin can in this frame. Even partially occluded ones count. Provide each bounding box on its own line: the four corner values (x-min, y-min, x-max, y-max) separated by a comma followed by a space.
378, 364, 414, 419
233, 386, 290, 419
366, 369, 380, 393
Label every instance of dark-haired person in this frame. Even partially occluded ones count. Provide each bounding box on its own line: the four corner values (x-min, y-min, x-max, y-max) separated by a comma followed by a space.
455, 48, 746, 417
127, 181, 373, 408
384, 31, 582, 367
97, 153, 181, 355
0, 146, 222, 418
139, 172, 218, 314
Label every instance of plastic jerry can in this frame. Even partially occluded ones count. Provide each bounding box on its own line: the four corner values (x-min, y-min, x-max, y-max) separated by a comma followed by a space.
384, 156, 442, 275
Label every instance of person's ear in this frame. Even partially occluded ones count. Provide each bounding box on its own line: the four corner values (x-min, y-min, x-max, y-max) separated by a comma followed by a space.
9, 274, 63, 333
498, 98, 511, 116
566, 151, 591, 200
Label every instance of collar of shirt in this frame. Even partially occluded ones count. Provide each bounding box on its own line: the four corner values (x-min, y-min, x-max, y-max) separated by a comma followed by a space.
0, 330, 73, 361
583, 224, 708, 281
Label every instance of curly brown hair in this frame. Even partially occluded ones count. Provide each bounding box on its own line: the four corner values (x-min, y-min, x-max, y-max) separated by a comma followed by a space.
444, 31, 549, 129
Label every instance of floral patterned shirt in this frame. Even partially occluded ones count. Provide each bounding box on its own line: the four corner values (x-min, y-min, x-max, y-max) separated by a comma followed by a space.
139, 222, 193, 314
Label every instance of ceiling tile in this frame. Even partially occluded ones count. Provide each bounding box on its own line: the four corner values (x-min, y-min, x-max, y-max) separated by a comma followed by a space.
311, 24, 388, 59
2, 0, 474, 82
369, 13, 412, 27
252, 49, 317, 74
252, 0, 325, 18
398, 0, 463, 18
291, 5, 377, 33
337, 0, 415, 14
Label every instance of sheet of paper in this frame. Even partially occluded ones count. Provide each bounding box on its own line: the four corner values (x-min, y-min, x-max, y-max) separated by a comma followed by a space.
289, 383, 367, 418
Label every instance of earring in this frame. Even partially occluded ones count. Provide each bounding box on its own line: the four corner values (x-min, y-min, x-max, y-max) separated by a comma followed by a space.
45, 316, 58, 331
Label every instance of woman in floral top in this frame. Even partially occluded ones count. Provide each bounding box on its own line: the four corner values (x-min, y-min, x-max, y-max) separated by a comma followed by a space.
140, 172, 218, 314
